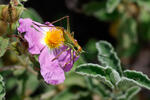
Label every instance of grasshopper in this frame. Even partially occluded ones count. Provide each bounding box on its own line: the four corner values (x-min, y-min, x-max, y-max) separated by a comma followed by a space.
33, 16, 84, 67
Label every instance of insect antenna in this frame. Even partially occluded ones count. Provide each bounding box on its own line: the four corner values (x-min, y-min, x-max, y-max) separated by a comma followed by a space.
32, 22, 50, 28
51, 16, 70, 33
51, 16, 69, 25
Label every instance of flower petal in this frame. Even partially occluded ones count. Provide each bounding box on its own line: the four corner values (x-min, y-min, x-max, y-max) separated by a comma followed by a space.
18, 18, 46, 54
39, 47, 65, 85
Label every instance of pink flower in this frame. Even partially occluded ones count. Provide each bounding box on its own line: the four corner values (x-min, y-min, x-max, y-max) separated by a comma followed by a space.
18, 18, 79, 85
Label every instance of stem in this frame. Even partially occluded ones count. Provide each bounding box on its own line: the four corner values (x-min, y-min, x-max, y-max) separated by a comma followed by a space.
21, 75, 27, 100
0, 65, 23, 72
17, 55, 38, 75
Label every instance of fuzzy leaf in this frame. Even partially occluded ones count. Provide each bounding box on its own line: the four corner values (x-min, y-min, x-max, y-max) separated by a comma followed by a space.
106, 0, 120, 13
106, 68, 121, 85
75, 63, 114, 88
116, 77, 137, 91
96, 40, 114, 56
96, 41, 122, 76
0, 37, 9, 57
75, 63, 121, 89
124, 70, 150, 90
85, 77, 110, 98
0, 75, 5, 100
117, 86, 141, 100
93, 83, 110, 98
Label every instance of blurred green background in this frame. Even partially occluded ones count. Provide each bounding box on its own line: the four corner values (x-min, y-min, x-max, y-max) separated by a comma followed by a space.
0, 0, 150, 100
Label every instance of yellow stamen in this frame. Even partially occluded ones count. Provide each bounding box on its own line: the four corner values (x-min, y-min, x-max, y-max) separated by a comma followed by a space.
44, 28, 64, 49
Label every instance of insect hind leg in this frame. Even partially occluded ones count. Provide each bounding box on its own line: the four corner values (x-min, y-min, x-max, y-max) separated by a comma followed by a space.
63, 50, 77, 68
51, 47, 70, 62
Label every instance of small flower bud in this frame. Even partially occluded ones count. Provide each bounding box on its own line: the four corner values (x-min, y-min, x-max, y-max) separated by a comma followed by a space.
0, 20, 8, 35
0, 4, 24, 23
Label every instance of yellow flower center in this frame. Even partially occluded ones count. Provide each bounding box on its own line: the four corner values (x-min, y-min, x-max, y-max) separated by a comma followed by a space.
44, 28, 64, 49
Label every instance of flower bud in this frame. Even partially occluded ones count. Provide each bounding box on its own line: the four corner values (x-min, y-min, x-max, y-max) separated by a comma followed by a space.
0, 5, 5, 20
0, 20, 8, 35
0, 4, 23, 23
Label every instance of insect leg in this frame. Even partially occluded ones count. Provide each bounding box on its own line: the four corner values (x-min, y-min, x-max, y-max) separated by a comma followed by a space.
51, 47, 70, 61
70, 49, 74, 66
71, 32, 74, 37
64, 49, 77, 68
65, 42, 77, 53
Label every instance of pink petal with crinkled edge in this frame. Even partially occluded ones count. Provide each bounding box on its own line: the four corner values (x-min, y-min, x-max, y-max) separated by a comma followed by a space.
39, 47, 65, 85
18, 18, 46, 54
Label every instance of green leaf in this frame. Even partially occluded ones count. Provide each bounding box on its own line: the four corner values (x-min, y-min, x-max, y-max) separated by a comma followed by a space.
75, 63, 113, 88
84, 39, 98, 62
138, 9, 150, 41
52, 89, 74, 100
124, 70, 150, 90
64, 73, 86, 87
0, 75, 5, 100
52, 88, 90, 100
83, 1, 104, 15
85, 77, 94, 90
119, 44, 139, 58
0, 37, 9, 57
25, 73, 39, 95
137, 0, 150, 11
117, 86, 141, 100
117, 77, 141, 100
116, 77, 138, 91
106, 0, 120, 13
118, 17, 137, 48
139, 9, 150, 22
21, 8, 43, 23
94, 9, 119, 21
96, 40, 114, 56
75, 63, 122, 89
85, 77, 110, 98
93, 83, 110, 99
96, 41, 122, 76
83, 1, 118, 21
107, 67, 121, 85
6, 77, 17, 91
118, 16, 138, 57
